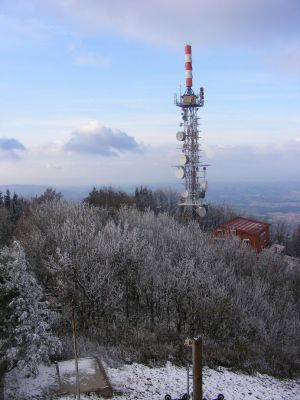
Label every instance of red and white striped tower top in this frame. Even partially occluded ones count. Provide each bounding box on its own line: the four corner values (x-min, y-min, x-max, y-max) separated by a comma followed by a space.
185, 44, 192, 88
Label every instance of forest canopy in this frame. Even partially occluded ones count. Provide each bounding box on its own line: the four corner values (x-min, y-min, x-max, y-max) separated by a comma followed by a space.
0, 187, 299, 378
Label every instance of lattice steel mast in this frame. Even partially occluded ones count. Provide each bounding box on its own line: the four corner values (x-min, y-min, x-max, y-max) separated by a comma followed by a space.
174, 44, 208, 217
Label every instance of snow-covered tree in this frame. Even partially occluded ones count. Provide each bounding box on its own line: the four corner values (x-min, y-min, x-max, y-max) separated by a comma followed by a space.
0, 241, 61, 376
16, 199, 300, 377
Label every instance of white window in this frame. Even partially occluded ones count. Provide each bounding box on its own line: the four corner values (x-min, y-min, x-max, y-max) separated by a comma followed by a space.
242, 239, 250, 246
230, 228, 236, 235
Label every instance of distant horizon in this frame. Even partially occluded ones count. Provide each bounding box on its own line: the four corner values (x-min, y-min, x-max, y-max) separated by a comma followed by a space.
1, 178, 300, 193
1, 179, 299, 200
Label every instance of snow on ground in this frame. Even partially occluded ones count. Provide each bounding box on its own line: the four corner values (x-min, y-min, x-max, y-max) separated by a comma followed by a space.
58, 357, 99, 385
105, 362, 300, 400
4, 361, 300, 400
4, 363, 59, 400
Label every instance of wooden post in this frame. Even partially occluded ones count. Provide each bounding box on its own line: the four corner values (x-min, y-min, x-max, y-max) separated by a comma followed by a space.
71, 300, 80, 400
192, 337, 202, 400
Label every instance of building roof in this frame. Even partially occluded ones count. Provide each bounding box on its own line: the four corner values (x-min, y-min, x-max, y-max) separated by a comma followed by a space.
217, 217, 269, 235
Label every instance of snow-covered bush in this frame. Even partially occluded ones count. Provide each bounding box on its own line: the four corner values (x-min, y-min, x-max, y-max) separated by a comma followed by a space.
0, 241, 61, 376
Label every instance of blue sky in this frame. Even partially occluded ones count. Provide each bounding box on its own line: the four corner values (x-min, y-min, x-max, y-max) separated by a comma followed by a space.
0, 0, 299, 186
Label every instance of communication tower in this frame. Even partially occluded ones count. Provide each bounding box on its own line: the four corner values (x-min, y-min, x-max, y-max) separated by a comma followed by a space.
174, 44, 208, 217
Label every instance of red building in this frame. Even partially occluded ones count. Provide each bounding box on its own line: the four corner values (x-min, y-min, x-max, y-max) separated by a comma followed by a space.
212, 217, 270, 252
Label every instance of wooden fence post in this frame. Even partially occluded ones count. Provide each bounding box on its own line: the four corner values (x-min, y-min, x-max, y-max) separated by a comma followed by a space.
192, 337, 203, 400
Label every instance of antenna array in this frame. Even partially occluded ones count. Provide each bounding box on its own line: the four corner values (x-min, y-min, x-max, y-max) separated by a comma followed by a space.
174, 44, 208, 217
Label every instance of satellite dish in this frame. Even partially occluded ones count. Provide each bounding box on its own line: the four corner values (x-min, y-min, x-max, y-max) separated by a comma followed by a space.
199, 181, 208, 192
181, 190, 189, 198
176, 131, 185, 141
199, 190, 205, 199
175, 167, 185, 179
179, 154, 189, 166
196, 206, 206, 217
203, 181, 208, 191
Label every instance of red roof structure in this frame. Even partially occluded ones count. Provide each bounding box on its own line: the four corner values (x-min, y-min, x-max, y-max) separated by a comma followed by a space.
218, 217, 268, 235
212, 217, 270, 252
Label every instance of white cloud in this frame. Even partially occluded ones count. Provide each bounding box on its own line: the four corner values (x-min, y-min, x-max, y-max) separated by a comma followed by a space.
67, 42, 111, 67
1, 121, 299, 185
204, 139, 300, 181
49, 0, 299, 48
0, 137, 26, 160
74, 52, 111, 67
0, 137, 26, 151
64, 121, 145, 156
46, 163, 63, 170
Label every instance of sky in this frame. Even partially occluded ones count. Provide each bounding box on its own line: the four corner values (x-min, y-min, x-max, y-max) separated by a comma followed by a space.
0, 0, 299, 187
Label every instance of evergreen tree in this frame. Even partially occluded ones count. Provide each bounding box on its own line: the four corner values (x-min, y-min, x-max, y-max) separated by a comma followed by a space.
4, 189, 11, 210
134, 186, 154, 211
291, 225, 300, 257
0, 241, 61, 376
11, 193, 21, 224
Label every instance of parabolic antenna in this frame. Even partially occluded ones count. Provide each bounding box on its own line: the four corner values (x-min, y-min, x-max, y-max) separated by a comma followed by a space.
176, 131, 185, 141
201, 181, 208, 191
181, 190, 189, 198
198, 181, 208, 192
196, 206, 207, 217
179, 154, 189, 166
175, 166, 185, 179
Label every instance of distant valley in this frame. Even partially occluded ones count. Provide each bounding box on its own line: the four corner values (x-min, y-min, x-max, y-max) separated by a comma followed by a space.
207, 181, 300, 228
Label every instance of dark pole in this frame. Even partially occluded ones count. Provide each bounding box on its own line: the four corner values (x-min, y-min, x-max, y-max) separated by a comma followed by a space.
192, 337, 203, 400
71, 299, 80, 400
